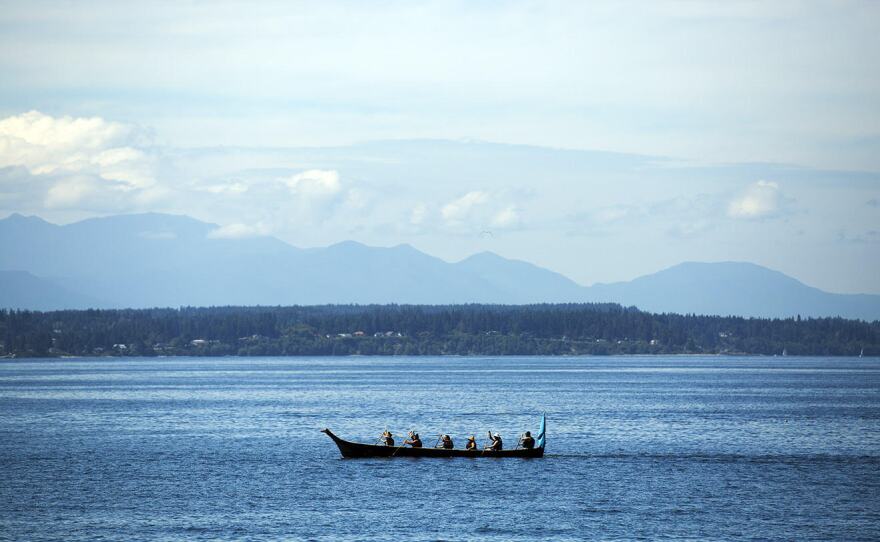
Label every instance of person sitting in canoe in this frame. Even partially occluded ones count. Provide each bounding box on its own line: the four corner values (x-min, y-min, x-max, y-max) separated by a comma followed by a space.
485, 432, 503, 451
404, 431, 423, 448
465, 435, 477, 451
519, 431, 535, 449
438, 434, 454, 449
381, 430, 394, 446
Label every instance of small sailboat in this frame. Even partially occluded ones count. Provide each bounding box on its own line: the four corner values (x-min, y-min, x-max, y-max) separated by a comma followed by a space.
860, 348, 865, 358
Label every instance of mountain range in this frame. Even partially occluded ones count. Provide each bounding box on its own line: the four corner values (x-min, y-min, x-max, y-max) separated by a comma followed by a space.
1, 212, 878, 320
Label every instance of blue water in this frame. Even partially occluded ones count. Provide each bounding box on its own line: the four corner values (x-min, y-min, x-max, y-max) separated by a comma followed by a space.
1, 356, 879, 541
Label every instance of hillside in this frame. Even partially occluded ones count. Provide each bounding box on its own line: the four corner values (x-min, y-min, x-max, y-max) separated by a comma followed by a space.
1, 213, 878, 320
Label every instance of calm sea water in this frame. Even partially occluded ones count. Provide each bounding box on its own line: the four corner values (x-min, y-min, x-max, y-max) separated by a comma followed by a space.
1, 356, 878, 541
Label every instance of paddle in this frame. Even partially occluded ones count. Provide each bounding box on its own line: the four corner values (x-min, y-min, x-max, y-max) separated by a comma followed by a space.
481, 430, 493, 455
391, 432, 412, 457
391, 431, 416, 456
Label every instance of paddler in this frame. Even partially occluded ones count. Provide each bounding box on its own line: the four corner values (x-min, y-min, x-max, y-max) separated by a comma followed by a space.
464, 435, 477, 451
439, 434, 454, 449
381, 430, 394, 446
404, 431, 423, 448
519, 431, 535, 449
485, 432, 503, 451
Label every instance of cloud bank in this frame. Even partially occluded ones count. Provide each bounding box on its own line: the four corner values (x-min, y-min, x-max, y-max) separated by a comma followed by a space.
0, 111, 160, 211
1, 111, 878, 294
0, 111, 154, 187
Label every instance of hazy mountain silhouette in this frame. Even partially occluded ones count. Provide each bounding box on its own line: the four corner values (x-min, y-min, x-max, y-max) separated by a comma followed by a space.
0, 213, 567, 307
455, 251, 584, 302
583, 262, 880, 321
0, 270, 105, 310
1, 213, 878, 320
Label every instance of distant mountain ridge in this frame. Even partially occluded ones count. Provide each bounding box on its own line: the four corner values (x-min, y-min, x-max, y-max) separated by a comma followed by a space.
1, 212, 878, 320
583, 261, 880, 321
0, 270, 104, 311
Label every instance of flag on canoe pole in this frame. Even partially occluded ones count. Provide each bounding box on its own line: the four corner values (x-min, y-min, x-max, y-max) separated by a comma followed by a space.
535, 413, 546, 449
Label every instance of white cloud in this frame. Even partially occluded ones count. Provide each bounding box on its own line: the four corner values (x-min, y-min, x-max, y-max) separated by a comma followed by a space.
438, 190, 525, 233
491, 205, 521, 229
727, 180, 784, 219
441, 191, 489, 223
207, 222, 271, 239
0, 110, 154, 189
0, 110, 129, 155
44, 176, 97, 208
277, 169, 368, 228
285, 169, 341, 198
0, 111, 164, 213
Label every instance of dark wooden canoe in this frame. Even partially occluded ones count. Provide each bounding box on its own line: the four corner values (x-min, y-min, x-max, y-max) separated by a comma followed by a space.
321, 415, 546, 458
321, 429, 544, 458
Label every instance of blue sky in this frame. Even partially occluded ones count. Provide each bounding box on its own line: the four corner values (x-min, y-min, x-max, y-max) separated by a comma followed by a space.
0, 1, 878, 293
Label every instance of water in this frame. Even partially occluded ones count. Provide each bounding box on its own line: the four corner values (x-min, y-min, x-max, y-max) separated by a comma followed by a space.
1, 356, 879, 541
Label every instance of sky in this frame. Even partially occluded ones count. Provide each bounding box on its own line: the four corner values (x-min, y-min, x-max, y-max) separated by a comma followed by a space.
0, 1, 878, 293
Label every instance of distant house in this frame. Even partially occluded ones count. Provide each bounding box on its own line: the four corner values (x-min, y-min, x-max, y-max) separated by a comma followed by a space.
190, 339, 208, 346
353, 331, 365, 337
650, 339, 659, 346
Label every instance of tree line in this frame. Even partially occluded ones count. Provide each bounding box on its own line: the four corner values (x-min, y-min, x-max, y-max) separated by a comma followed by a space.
1, 303, 877, 358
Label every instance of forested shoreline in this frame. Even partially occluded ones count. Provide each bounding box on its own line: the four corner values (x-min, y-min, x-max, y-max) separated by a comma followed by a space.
1, 304, 877, 358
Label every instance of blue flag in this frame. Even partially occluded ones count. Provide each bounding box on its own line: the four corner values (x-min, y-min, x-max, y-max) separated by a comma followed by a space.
535, 413, 546, 449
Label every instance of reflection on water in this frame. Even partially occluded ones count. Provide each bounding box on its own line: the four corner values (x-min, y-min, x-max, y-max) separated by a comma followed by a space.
1, 356, 879, 541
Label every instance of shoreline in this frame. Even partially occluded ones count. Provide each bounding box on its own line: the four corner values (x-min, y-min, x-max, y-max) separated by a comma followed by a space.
2, 352, 876, 361
4, 304, 877, 359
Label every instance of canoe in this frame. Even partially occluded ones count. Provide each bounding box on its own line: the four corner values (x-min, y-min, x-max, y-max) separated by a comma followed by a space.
321, 414, 546, 459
